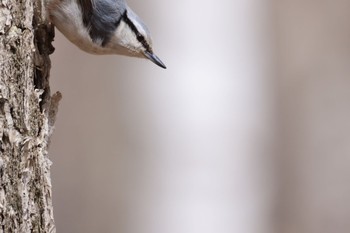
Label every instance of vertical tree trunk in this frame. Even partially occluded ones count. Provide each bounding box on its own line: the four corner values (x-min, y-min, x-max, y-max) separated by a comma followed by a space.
274, 1, 350, 233
0, 0, 59, 232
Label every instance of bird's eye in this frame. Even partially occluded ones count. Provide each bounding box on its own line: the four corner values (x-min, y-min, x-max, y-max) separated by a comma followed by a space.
137, 34, 143, 42
136, 33, 151, 52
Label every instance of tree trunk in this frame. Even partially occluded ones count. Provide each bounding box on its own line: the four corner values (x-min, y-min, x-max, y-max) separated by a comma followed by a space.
0, 0, 59, 232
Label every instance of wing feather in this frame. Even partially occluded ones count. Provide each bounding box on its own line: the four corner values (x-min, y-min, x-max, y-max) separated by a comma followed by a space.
77, 0, 126, 46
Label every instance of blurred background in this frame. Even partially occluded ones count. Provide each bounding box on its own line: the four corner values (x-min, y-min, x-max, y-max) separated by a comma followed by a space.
49, 0, 350, 232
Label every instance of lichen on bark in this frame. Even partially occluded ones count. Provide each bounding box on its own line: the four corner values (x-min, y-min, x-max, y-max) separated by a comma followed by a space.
0, 0, 59, 232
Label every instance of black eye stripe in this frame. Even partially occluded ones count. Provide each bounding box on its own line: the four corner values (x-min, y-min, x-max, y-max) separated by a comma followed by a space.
122, 11, 152, 52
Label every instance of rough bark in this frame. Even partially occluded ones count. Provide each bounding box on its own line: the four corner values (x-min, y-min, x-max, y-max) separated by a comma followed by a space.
0, 0, 59, 232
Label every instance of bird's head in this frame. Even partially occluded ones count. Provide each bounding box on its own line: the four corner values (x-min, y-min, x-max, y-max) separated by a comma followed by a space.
107, 7, 166, 69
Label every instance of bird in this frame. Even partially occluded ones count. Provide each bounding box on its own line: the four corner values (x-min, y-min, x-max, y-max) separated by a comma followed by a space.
47, 0, 166, 69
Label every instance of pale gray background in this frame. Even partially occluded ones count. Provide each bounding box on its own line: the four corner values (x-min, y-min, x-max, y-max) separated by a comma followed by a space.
49, 0, 350, 232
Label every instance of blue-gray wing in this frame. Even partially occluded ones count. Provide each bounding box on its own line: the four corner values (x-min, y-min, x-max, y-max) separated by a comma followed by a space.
78, 0, 126, 46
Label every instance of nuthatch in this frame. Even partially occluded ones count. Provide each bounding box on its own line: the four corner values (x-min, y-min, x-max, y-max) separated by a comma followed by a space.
47, 0, 166, 69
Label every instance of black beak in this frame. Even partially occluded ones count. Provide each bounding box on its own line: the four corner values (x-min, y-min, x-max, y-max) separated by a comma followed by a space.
144, 51, 167, 69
